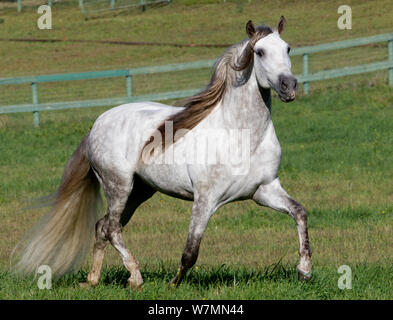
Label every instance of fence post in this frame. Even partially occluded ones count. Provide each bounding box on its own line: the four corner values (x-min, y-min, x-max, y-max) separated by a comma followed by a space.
48, 0, 52, 7
141, 0, 146, 11
17, 0, 22, 12
111, 0, 115, 9
80, 0, 86, 15
32, 82, 40, 128
303, 53, 309, 95
388, 39, 393, 86
126, 73, 132, 98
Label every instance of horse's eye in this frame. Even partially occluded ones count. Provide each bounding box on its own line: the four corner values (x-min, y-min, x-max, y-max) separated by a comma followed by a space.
255, 49, 264, 57
287, 47, 291, 54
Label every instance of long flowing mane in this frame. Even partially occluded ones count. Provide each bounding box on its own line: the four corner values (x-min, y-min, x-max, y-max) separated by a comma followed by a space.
147, 24, 273, 152
157, 51, 231, 143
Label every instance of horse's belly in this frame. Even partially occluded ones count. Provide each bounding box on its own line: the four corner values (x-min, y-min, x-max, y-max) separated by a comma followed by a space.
136, 164, 194, 200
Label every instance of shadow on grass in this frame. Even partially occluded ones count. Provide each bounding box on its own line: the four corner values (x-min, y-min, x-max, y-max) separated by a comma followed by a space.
58, 260, 299, 289
180, 263, 298, 289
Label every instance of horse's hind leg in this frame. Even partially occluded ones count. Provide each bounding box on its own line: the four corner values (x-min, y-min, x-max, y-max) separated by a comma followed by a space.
253, 178, 312, 281
119, 175, 156, 227
108, 177, 156, 289
86, 217, 109, 286
87, 175, 155, 288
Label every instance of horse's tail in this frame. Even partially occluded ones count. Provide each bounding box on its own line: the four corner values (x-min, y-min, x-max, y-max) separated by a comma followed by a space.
13, 134, 102, 278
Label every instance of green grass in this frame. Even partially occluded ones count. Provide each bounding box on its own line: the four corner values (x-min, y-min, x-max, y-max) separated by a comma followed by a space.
1, 0, 392, 109
1, 0, 392, 108
1, 84, 392, 299
0, 0, 393, 299
1, 263, 393, 299
1, 0, 393, 75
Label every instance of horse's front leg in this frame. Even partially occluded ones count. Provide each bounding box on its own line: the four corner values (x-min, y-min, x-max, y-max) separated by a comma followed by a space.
253, 178, 312, 280
170, 195, 215, 287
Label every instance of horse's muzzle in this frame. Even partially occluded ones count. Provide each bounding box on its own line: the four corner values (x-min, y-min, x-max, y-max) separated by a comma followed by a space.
278, 74, 298, 102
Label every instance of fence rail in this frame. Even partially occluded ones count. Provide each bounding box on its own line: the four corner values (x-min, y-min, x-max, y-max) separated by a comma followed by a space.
80, 0, 171, 16
15, 0, 171, 13
17, 0, 52, 12
1, 33, 392, 127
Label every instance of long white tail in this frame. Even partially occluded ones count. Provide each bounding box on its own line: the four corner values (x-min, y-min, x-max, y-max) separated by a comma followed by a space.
13, 134, 102, 278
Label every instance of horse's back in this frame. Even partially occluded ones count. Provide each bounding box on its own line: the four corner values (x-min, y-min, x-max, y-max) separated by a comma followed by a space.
87, 101, 182, 177
92, 101, 181, 128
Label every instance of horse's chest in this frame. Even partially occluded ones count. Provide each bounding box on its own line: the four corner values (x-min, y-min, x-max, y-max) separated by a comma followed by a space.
207, 124, 282, 202
249, 123, 282, 184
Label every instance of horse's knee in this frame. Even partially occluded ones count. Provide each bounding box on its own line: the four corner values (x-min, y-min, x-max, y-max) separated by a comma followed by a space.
107, 224, 123, 245
296, 206, 307, 224
288, 199, 307, 222
96, 215, 123, 245
95, 216, 109, 242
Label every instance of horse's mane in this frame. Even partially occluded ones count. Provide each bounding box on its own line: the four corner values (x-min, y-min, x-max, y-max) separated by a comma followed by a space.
146, 24, 273, 152
156, 51, 231, 144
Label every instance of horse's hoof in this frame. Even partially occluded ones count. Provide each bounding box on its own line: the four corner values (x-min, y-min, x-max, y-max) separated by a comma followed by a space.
128, 279, 143, 291
297, 268, 312, 282
168, 283, 176, 290
168, 276, 180, 289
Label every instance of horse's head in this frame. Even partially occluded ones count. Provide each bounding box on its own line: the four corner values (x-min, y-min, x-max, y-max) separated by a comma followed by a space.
234, 17, 298, 102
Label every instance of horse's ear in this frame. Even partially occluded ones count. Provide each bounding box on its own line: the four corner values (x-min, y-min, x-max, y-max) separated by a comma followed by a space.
277, 16, 286, 35
246, 20, 256, 38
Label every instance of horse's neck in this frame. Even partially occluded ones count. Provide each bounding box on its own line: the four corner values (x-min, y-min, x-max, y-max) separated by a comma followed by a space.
216, 73, 272, 140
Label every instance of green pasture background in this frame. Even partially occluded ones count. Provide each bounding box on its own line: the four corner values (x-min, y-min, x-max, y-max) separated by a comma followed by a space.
0, 0, 392, 299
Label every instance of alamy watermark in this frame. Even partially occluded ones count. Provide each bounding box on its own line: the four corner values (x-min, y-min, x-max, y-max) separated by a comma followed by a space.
37, 5, 52, 30
337, 5, 352, 30
140, 122, 251, 176
337, 265, 352, 290
36, 265, 52, 290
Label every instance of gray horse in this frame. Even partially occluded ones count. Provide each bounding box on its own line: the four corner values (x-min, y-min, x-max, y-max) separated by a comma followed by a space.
14, 17, 312, 289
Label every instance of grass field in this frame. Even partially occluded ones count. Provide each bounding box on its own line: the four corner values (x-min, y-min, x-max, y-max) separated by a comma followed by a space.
0, 0, 393, 299
1, 84, 392, 299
